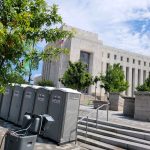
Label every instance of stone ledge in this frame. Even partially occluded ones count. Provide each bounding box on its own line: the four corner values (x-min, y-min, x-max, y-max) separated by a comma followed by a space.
135, 91, 150, 96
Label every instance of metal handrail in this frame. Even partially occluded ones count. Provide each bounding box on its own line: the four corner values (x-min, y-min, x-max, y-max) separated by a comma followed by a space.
75, 101, 110, 144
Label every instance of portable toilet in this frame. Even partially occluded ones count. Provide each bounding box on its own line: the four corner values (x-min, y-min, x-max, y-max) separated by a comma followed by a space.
33, 86, 55, 115
0, 86, 13, 120
8, 85, 24, 124
18, 85, 39, 126
42, 88, 81, 144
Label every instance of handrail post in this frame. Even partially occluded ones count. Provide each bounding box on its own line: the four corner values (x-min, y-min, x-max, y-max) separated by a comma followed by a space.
107, 103, 109, 121
96, 108, 99, 129
75, 121, 78, 145
85, 116, 88, 140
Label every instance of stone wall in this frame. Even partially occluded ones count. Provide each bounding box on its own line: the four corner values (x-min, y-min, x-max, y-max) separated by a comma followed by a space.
134, 92, 150, 121
93, 100, 108, 109
123, 97, 135, 117
80, 94, 95, 105
109, 93, 124, 111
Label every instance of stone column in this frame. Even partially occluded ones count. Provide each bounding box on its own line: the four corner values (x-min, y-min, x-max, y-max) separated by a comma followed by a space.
134, 68, 138, 94
146, 70, 149, 79
122, 66, 126, 95
140, 69, 143, 85
126, 67, 132, 96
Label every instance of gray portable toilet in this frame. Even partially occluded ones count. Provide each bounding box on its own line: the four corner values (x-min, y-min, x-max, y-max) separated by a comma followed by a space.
0, 86, 13, 120
8, 85, 24, 124
43, 88, 81, 144
18, 85, 39, 126
33, 86, 54, 115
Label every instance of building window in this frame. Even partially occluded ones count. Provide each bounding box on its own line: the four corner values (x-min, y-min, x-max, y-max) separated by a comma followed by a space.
120, 56, 123, 61
107, 53, 110, 58
106, 63, 110, 71
127, 58, 129, 62
80, 51, 90, 71
120, 65, 123, 70
133, 59, 135, 64
144, 61, 146, 66
138, 60, 141, 65
114, 55, 117, 60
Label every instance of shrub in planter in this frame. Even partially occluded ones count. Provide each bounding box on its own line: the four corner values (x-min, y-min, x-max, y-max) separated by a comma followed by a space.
134, 77, 150, 121
136, 77, 150, 92
100, 64, 129, 111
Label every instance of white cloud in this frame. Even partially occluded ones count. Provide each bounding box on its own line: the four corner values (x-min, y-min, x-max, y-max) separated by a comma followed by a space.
46, 0, 150, 55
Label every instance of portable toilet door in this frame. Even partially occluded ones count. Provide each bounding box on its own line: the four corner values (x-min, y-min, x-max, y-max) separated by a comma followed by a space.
33, 86, 54, 115
0, 86, 13, 120
18, 85, 37, 126
8, 85, 24, 124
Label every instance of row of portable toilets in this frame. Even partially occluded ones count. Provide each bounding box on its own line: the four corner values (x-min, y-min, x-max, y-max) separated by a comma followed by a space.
0, 84, 81, 144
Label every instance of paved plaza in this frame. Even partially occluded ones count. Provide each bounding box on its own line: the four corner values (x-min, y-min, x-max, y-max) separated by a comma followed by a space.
79, 105, 150, 130
0, 120, 85, 150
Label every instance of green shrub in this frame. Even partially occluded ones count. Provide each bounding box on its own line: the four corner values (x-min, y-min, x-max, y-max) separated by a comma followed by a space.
60, 61, 93, 91
100, 63, 129, 93
37, 80, 54, 87
136, 77, 150, 91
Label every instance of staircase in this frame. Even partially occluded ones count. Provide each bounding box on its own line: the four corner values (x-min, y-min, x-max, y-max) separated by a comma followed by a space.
77, 117, 150, 150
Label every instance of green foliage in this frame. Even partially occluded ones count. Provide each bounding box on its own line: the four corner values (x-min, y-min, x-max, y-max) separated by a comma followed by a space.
37, 80, 54, 87
136, 77, 150, 91
0, 0, 73, 91
100, 63, 129, 93
60, 61, 93, 91
9, 72, 27, 84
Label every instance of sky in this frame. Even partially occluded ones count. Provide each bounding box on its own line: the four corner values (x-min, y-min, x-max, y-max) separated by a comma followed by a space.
33, 0, 150, 79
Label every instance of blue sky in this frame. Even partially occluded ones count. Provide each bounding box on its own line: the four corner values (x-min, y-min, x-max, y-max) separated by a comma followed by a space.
32, 0, 150, 79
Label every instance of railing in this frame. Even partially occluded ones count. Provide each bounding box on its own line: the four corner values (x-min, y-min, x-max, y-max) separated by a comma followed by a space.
75, 101, 110, 144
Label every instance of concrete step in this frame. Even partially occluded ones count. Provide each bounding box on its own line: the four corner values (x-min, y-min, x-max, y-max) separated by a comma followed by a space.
78, 121, 150, 141
78, 117, 150, 133
78, 142, 106, 150
78, 129, 150, 150
78, 124, 150, 146
78, 135, 125, 150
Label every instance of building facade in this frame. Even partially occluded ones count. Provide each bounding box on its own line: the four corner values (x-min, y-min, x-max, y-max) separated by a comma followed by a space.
42, 25, 150, 97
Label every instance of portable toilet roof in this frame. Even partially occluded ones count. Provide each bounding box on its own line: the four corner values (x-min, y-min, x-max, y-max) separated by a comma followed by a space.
44, 87, 55, 91
21, 84, 31, 88
30, 85, 42, 89
59, 88, 81, 94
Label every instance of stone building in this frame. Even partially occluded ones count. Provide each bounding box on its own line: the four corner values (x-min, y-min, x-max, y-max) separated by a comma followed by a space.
42, 25, 150, 97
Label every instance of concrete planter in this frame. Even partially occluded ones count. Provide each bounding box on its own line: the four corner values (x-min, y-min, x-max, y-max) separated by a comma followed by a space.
109, 93, 124, 111
123, 96, 135, 117
93, 100, 108, 109
80, 94, 95, 106
134, 91, 150, 121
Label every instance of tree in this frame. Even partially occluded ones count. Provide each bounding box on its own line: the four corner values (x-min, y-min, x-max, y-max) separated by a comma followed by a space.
100, 64, 129, 93
60, 61, 93, 91
0, 0, 73, 92
136, 76, 150, 91
9, 72, 27, 84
